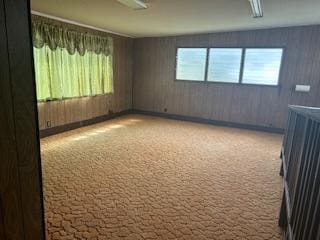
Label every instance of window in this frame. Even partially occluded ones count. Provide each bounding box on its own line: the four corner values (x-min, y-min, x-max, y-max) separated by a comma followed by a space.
33, 47, 113, 100
242, 48, 283, 85
176, 48, 207, 81
207, 48, 242, 83
175, 47, 283, 86
32, 21, 113, 101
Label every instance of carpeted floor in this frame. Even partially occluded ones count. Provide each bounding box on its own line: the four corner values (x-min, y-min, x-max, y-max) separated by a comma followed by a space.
40, 114, 283, 240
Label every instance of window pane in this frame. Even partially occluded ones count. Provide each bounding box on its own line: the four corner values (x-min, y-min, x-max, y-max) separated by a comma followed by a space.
176, 48, 207, 81
33, 46, 113, 101
242, 48, 283, 85
207, 48, 242, 83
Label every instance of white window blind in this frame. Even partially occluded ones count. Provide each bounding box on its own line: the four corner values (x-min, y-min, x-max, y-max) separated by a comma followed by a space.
207, 48, 242, 83
242, 48, 283, 85
176, 48, 207, 81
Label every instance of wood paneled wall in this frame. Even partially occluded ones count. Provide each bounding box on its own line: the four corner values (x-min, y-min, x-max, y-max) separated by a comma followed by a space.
133, 25, 320, 129
33, 15, 133, 130
1, 0, 44, 238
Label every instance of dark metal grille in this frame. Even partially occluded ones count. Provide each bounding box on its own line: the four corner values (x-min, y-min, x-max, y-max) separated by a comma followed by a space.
279, 106, 320, 240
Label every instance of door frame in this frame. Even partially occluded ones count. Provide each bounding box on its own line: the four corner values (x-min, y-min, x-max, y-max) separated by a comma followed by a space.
0, 0, 45, 239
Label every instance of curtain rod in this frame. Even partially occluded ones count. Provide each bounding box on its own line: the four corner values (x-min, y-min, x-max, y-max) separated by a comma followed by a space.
31, 10, 133, 38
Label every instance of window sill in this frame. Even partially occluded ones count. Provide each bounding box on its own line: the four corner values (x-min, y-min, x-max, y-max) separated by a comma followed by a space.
37, 92, 114, 102
174, 79, 279, 88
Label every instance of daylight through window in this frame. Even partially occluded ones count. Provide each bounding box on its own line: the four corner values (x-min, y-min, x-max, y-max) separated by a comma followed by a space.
176, 47, 283, 86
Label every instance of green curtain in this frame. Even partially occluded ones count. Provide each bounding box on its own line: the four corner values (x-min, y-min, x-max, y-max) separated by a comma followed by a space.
32, 21, 113, 101
32, 21, 113, 56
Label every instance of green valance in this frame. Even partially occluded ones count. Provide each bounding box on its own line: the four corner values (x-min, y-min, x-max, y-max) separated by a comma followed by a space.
32, 21, 113, 56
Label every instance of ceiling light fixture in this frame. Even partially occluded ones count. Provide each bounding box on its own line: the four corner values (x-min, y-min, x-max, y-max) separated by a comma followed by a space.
117, 0, 147, 10
249, 0, 263, 18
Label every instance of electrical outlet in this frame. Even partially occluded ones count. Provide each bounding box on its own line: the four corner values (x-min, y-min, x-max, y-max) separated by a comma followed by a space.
295, 85, 310, 92
46, 121, 51, 128
164, 108, 168, 113
108, 110, 114, 115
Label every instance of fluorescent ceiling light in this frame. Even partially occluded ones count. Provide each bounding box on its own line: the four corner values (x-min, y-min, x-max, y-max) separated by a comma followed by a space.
249, 0, 263, 18
117, 0, 147, 10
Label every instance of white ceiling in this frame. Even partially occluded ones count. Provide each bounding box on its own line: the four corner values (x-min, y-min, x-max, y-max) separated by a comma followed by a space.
31, 0, 320, 38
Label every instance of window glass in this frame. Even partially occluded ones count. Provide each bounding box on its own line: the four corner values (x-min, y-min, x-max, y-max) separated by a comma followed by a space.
176, 48, 207, 81
207, 48, 242, 83
242, 48, 283, 85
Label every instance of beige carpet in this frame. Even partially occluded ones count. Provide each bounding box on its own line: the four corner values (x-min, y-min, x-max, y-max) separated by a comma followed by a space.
41, 114, 283, 240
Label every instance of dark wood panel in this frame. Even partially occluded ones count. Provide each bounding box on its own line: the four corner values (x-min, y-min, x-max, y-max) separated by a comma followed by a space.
133, 25, 320, 129
0, 0, 25, 238
3, 0, 45, 239
0, 196, 5, 239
